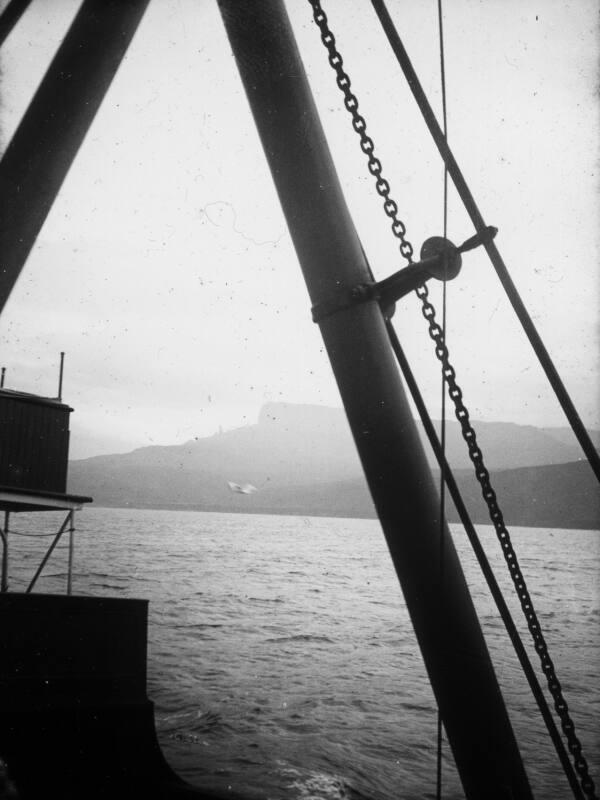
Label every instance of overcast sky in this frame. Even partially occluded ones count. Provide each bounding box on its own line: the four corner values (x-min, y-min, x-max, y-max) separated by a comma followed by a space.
1, 0, 598, 459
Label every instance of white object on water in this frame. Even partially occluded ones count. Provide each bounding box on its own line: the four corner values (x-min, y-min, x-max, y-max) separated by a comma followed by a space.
227, 481, 258, 495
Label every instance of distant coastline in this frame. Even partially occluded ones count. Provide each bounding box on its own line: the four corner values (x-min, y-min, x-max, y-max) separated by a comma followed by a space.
80, 459, 599, 531
69, 403, 600, 531
84, 502, 600, 531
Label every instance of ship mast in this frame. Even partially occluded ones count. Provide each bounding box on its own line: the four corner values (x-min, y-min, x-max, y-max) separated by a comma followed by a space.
218, 3, 532, 798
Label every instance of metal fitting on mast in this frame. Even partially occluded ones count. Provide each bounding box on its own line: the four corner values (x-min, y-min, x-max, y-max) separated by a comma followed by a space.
311, 226, 497, 322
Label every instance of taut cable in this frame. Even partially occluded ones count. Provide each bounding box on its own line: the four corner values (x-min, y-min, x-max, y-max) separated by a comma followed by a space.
436, 0, 449, 796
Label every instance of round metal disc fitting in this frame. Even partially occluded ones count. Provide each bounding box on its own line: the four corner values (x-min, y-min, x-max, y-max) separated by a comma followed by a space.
420, 236, 462, 281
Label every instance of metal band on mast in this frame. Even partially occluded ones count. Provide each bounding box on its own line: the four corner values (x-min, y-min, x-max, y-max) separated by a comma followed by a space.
218, 3, 532, 798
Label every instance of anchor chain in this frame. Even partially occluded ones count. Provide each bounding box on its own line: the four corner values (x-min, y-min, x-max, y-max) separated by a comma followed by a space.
308, 0, 414, 265
308, 1, 597, 797
416, 282, 597, 799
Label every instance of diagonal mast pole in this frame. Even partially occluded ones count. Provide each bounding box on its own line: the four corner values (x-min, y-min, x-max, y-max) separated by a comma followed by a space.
0, 0, 34, 47
0, 0, 151, 315
218, 3, 532, 799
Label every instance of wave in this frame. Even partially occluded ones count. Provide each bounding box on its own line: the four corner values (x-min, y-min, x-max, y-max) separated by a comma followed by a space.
265, 634, 334, 644
90, 582, 129, 591
66, 508, 600, 798
174, 622, 225, 629
282, 767, 373, 800
157, 707, 223, 735
248, 596, 284, 604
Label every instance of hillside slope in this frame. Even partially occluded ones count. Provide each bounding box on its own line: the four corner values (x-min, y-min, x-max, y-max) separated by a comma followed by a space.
67, 403, 599, 528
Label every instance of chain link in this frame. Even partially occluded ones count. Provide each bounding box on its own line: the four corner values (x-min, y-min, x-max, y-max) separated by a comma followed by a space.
308, 0, 414, 265
415, 282, 597, 797
308, 1, 597, 796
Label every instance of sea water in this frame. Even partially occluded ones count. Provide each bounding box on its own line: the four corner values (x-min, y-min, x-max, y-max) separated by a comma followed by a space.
7, 508, 600, 799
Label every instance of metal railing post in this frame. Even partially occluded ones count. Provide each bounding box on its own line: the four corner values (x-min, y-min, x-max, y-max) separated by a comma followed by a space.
26, 513, 70, 594
67, 510, 75, 595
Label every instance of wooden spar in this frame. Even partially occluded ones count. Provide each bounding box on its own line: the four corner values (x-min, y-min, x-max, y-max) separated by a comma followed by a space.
0, 0, 151, 315
218, 3, 533, 798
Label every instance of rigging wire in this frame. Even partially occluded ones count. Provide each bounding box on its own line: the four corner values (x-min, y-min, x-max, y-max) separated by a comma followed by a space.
307, 1, 595, 796
385, 321, 585, 800
370, 0, 600, 487
436, 0, 448, 796
416, 286, 598, 799
371, 6, 598, 796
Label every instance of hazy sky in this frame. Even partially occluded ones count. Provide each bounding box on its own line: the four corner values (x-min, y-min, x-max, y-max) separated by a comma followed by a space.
1, 0, 598, 459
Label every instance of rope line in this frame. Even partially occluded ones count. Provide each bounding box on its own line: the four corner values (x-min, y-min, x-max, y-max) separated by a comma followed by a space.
436, 0, 448, 796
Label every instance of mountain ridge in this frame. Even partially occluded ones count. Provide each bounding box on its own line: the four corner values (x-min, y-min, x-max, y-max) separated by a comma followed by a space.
67, 403, 599, 528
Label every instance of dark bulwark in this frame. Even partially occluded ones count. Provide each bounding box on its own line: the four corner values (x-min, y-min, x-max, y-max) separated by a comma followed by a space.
0, 593, 249, 800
